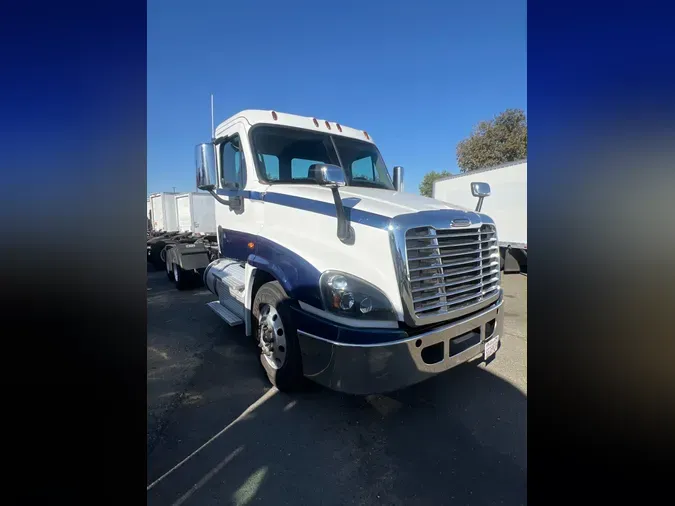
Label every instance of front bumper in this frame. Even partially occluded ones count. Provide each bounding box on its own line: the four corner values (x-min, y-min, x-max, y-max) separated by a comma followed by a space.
294, 290, 504, 395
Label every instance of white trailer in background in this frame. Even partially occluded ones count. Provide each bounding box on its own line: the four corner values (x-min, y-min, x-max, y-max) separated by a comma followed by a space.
149, 192, 180, 232
433, 160, 527, 273
175, 192, 216, 234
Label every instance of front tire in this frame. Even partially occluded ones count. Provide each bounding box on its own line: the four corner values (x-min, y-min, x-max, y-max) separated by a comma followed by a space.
252, 281, 305, 392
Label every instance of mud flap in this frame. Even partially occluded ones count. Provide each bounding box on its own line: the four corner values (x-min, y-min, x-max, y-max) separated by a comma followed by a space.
169, 243, 211, 271
504, 247, 526, 274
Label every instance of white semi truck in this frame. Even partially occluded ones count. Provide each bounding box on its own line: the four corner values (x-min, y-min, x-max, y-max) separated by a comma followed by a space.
433, 160, 527, 273
166, 110, 504, 395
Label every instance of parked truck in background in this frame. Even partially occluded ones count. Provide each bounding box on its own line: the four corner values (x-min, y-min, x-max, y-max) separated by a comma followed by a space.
433, 160, 527, 273
147, 198, 152, 233
167, 109, 505, 395
147, 193, 217, 270
149, 192, 179, 233
175, 192, 216, 234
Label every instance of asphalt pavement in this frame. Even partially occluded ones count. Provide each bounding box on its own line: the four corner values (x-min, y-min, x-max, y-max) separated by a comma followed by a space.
147, 268, 527, 506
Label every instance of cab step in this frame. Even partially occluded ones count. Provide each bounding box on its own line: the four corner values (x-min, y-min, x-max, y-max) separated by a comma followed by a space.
207, 301, 243, 326
218, 265, 245, 303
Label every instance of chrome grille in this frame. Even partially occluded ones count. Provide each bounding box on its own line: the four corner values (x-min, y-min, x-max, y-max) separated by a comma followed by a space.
405, 224, 500, 318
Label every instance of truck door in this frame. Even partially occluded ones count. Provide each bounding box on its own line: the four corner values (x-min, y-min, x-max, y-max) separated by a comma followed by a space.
215, 122, 265, 261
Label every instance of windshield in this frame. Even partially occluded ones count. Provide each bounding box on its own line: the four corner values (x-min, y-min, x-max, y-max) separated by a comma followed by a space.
250, 125, 395, 190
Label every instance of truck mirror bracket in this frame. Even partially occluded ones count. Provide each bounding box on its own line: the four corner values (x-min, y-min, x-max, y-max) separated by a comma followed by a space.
331, 187, 354, 244
209, 190, 242, 209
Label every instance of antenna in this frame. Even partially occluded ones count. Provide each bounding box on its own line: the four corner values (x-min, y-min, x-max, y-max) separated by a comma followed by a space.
210, 94, 214, 139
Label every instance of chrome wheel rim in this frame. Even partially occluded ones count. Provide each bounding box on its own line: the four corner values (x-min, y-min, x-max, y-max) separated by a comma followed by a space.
258, 304, 287, 369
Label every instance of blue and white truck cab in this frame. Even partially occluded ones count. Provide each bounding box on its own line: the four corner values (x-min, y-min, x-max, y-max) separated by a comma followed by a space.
180, 109, 503, 395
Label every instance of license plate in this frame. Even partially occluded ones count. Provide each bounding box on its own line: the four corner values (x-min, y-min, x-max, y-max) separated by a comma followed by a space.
484, 335, 499, 360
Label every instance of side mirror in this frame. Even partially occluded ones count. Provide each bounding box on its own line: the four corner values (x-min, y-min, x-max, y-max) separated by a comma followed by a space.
471, 182, 491, 212
195, 142, 241, 209
393, 166, 404, 192
309, 164, 352, 243
309, 164, 346, 187
195, 143, 217, 191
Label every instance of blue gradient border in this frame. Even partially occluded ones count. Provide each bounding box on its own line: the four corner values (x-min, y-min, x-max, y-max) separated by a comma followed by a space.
0, 1, 147, 501
529, 0, 675, 503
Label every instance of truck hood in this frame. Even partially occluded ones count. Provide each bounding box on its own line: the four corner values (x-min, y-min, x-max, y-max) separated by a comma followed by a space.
265, 185, 476, 219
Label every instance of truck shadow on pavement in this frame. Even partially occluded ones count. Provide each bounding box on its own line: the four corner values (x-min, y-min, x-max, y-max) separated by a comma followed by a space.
147, 298, 527, 506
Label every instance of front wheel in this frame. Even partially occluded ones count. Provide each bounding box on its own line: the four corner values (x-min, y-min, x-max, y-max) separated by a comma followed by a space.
252, 281, 305, 392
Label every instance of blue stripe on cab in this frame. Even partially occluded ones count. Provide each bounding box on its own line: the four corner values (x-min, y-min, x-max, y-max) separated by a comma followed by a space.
215, 189, 264, 200
215, 188, 390, 229
290, 305, 407, 345
218, 227, 255, 261
216, 226, 323, 308
262, 192, 391, 229
212, 187, 392, 307
249, 236, 323, 308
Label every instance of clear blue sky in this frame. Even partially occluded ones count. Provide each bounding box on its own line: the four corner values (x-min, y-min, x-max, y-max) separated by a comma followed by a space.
148, 0, 526, 196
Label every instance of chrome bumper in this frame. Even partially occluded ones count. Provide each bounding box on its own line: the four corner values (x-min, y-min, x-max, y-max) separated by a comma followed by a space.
297, 291, 504, 395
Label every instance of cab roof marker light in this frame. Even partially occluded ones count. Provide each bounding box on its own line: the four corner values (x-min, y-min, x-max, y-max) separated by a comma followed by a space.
325, 120, 331, 130
364, 131, 370, 140
271, 111, 278, 120
313, 118, 319, 127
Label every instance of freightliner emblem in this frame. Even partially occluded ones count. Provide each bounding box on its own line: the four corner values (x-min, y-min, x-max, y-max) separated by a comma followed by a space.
451, 219, 471, 227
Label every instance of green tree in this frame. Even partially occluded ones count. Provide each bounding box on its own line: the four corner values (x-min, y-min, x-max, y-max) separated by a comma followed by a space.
419, 170, 452, 198
456, 109, 527, 172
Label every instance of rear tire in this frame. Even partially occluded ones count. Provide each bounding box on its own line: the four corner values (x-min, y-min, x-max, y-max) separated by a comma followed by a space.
196, 268, 206, 287
150, 240, 175, 270
252, 281, 305, 392
166, 254, 175, 282
173, 262, 189, 291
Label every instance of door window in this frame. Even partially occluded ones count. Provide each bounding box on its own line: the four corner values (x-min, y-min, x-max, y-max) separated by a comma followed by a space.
220, 135, 245, 188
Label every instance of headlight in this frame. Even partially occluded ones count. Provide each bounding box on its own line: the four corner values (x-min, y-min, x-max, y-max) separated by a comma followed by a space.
320, 271, 397, 322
